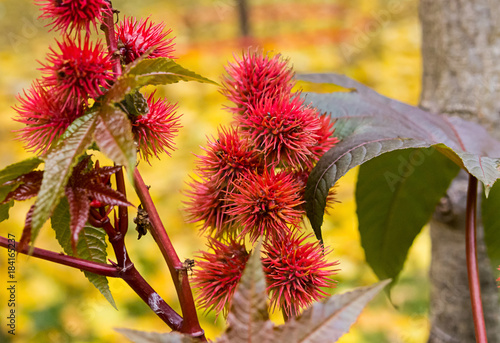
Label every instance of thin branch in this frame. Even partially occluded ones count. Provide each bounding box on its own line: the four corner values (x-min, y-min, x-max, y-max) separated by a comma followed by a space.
465, 174, 488, 343
115, 166, 129, 234
101, 0, 122, 77
90, 209, 184, 331
133, 168, 206, 340
0, 236, 119, 277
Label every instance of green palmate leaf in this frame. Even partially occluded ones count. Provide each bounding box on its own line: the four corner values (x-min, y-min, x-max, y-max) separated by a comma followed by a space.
356, 148, 459, 285
95, 105, 136, 180
0, 201, 13, 222
273, 280, 390, 343
31, 111, 98, 247
298, 73, 500, 241
482, 182, 500, 269
51, 198, 116, 308
106, 57, 218, 103
115, 329, 198, 343
217, 241, 273, 343
0, 157, 43, 185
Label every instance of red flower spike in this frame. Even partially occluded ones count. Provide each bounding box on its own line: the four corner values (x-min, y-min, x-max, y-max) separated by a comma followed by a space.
262, 233, 339, 317
184, 178, 235, 237
195, 126, 263, 188
226, 170, 305, 242
116, 16, 175, 65
40, 36, 115, 105
36, 0, 111, 33
191, 237, 250, 317
240, 95, 322, 169
221, 50, 295, 114
131, 92, 182, 163
14, 81, 85, 154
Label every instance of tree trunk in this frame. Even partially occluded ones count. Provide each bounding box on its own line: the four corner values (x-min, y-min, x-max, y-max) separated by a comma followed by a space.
419, 1, 500, 342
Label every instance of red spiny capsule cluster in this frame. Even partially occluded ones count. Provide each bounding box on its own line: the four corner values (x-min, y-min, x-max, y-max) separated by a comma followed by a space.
262, 233, 339, 317
40, 36, 115, 104
16, 1, 179, 162
191, 237, 250, 316
116, 16, 176, 65
189, 50, 339, 317
37, 0, 111, 33
226, 170, 305, 242
131, 92, 181, 163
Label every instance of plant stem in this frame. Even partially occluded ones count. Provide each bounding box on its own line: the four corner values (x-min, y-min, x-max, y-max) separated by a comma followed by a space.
115, 166, 129, 234
0, 235, 119, 277
101, 1, 122, 77
465, 174, 488, 343
89, 209, 184, 331
133, 168, 205, 340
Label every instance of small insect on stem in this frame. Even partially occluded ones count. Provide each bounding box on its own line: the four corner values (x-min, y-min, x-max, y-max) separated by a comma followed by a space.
182, 258, 195, 275
134, 204, 152, 239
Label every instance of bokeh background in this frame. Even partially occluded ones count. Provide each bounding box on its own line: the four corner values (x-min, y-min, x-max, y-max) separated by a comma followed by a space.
0, 0, 428, 342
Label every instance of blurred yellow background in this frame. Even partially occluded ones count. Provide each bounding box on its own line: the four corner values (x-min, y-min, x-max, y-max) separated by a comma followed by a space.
0, 0, 428, 342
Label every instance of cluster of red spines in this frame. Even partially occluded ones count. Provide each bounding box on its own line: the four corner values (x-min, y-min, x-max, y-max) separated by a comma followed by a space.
191, 237, 250, 316
17, 1, 179, 163
37, 0, 111, 33
131, 92, 181, 163
40, 36, 115, 105
189, 50, 340, 317
226, 170, 305, 242
116, 16, 176, 65
14, 81, 85, 154
262, 233, 339, 316
240, 95, 323, 168
221, 51, 294, 114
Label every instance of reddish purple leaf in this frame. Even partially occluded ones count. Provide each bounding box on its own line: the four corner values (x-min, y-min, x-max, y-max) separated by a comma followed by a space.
18, 205, 35, 253
1, 171, 43, 204
65, 187, 91, 253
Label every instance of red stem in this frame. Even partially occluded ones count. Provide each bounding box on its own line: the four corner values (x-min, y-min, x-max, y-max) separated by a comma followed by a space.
101, 1, 122, 76
133, 168, 205, 340
89, 209, 183, 330
0, 235, 119, 277
465, 174, 488, 343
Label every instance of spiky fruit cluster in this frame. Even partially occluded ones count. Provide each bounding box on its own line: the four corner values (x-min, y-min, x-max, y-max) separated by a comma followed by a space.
189, 50, 339, 317
16, 1, 179, 162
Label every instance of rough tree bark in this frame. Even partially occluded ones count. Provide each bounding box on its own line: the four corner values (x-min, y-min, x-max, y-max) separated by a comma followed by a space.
419, 1, 500, 342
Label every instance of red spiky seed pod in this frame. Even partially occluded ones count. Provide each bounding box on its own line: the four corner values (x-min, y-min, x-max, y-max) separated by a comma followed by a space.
195, 126, 263, 189
116, 16, 175, 65
14, 81, 85, 154
130, 92, 182, 163
40, 36, 115, 105
262, 233, 339, 317
191, 237, 250, 317
36, 0, 112, 33
221, 50, 295, 114
226, 170, 305, 242
240, 95, 322, 169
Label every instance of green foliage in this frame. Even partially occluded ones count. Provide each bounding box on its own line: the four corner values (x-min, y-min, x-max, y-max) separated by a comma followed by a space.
31, 111, 98, 245
95, 105, 137, 181
0, 201, 13, 222
298, 73, 500, 243
356, 148, 459, 288
482, 182, 500, 268
106, 57, 218, 103
51, 197, 116, 308
0, 157, 43, 185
